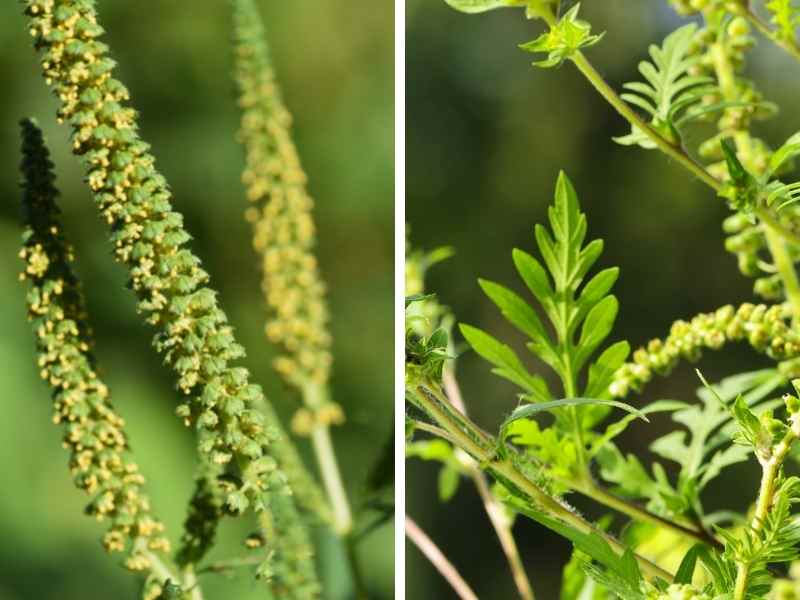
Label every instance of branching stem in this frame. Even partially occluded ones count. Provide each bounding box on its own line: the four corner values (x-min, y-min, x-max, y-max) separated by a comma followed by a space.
742, 4, 800, 65
443, 371, 536, 600
733, 425, 799, 599
412, 383, 673, 582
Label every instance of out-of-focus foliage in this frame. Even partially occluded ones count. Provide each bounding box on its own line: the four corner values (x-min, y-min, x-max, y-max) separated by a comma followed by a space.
0, 1, 393, 599
406, 0, 800, 597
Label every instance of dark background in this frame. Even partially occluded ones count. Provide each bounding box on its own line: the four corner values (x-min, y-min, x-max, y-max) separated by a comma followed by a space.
0, 2, 393, 599
406, 1, 800, 597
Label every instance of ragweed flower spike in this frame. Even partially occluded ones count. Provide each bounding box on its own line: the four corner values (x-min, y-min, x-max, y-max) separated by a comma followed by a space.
22, 0, 307, 520
18, 118, 171, 576
231, 0, 350, 537
232, 0, 335, 395
610, 302, 800, 398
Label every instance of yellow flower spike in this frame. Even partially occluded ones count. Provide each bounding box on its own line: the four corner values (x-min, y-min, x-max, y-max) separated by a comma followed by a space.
18, 118, 172, 581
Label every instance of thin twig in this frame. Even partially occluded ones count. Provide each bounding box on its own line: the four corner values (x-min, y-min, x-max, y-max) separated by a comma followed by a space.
406, 515, 479, 600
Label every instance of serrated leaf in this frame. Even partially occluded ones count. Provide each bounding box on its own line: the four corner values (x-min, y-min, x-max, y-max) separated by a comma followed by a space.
478, 278, 559, 367
576, 267, 619, 316
584, 340, 629, 399
575, 296, 619, 370
460, 324, 550, 401
614, 24, 716, 150
513, 248, 554, 309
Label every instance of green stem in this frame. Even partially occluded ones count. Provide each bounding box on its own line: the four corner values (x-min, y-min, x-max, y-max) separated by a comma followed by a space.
470, 467, 536, 600
302, 383, 365, 595
733, 426, 799, 599
707, 29, 800, 327
743, 5, 800, 65
575, 481, 722, 550
764, 224, 800, 325
569, 51, 721, 192
302, 383, 353, 535
443, 371, 536, 600
413, 383, 673, 582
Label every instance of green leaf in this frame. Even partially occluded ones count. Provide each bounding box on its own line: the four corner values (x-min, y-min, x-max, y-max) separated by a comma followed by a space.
585, 340, 630, 399
577, 267, 619, 315
478, 278, 559, 367
501, 397, 647, 434
459, 324, 550, 401
405, 293, 436, 308
512, 248, 554, 309
613, 24, 714, 150
406, 439, 453, 462
438, 465, 461, 501
767, 132, 800, 177
575, 296, 619, 370
674, 544, 702, 584
443, 0, 524, 13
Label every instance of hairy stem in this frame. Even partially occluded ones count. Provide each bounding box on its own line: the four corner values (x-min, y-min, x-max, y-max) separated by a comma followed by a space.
413, 383, 673, 581
733, 426, 799, 599
406, 515, 479, 600
574, 481, 722, 550
444, 371, 536, 600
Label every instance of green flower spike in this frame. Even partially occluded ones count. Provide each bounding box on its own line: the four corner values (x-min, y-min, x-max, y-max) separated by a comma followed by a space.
24, 0, 294, 517
610, 303, 800, 398
18, 118, 170, 575
233, 0, 335, 392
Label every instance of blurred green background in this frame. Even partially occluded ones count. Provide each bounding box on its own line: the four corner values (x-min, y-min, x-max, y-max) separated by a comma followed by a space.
0, 2, 393, 599
407, 1, 800, 598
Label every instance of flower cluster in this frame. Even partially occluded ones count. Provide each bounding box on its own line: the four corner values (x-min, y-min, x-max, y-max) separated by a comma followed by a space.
611, 303, 800, 397
18, 118, 169, 572
23, 0, 290, 516
233, 0, 333, 392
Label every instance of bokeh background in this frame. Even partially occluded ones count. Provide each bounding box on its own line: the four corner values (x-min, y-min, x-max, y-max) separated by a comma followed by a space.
407, 1, 800, 597
0, 2, 392, 599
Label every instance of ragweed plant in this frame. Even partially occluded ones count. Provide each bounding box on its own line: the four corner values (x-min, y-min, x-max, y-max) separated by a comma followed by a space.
12, 0, 388, 598
407, 1, 800, 598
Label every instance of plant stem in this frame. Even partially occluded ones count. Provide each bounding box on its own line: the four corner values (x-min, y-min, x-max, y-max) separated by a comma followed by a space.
302, 383, 365, 596
707, 29, 800, 326
470, 467, 536, 600
742, 5, 800, 65
406, 515, 479, 600
733, 425, 799, 599
569, 51, 721, 192
444, 371, 536, 600
764, 224, 800, 325
575, 481, 723, 550
303, 383, 353, 536
413, 383, 673, 582
309, 423, 353, 535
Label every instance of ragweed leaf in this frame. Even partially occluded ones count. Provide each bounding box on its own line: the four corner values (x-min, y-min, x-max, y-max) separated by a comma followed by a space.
614, 24, 715, 149
459, 324, 550, 401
